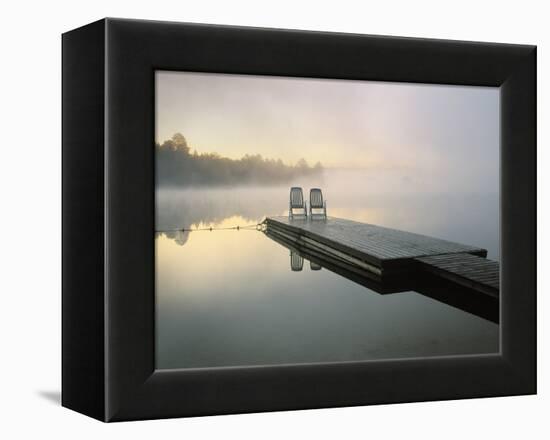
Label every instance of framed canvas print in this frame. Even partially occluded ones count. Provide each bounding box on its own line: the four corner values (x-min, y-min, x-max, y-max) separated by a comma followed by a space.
62, 18, 536, 422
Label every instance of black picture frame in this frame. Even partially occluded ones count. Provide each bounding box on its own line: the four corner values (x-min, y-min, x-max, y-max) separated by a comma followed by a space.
62, 18, 536, 422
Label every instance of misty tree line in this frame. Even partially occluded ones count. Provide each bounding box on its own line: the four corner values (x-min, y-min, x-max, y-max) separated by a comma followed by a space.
156, 133, 323, 187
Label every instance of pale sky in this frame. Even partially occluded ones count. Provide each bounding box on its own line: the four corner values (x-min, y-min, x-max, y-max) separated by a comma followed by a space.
156, 71, 499, 176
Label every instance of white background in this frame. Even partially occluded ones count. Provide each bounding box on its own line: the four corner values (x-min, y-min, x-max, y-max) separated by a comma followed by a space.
0, 0, 547, 437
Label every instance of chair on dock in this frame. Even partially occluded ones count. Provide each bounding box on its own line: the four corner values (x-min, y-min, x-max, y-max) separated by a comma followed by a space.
289, 187, 307, 220
309, 188, 327, 219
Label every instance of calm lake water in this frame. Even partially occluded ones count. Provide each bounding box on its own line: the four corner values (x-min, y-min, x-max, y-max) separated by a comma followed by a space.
155, 169, 499, 369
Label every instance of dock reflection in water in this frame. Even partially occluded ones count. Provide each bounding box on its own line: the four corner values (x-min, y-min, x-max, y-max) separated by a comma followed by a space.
280, 241, 498, 325
156, 214, 499, 370
264, 215, 499, 324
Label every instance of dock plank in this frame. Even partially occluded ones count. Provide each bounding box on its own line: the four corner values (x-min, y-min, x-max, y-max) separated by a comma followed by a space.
265, 216, 498, 297
415, 253, 499, 298
266, 216, 487, 271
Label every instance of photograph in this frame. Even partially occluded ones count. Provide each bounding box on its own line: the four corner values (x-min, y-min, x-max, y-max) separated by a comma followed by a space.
155, 71, 500, 370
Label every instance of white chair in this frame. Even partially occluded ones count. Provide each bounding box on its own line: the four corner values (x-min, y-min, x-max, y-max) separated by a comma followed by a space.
289, 187, 307, 220
308, 188, 327, 219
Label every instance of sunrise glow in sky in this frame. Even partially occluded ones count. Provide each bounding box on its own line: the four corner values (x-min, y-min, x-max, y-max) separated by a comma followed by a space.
156, 70, 499, 176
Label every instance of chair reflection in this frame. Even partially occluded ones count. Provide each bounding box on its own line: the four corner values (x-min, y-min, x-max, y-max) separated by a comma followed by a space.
290, 251, 322, 272
290, 252, 304, 271
310, 261, 322, 271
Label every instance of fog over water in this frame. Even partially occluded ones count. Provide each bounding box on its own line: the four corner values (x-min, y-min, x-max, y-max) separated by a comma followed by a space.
156, 169, 499, 369
155, 72, 500, 370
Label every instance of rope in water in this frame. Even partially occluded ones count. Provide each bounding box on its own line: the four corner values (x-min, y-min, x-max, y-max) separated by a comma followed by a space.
156, 219, 267, 233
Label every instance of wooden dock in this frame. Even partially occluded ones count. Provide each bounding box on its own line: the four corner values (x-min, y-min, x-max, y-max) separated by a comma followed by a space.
415, 253, 499, 298
265, 216, 499, 298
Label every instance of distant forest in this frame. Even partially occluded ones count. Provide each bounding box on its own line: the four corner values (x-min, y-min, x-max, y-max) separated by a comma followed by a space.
156, 133, 323, 187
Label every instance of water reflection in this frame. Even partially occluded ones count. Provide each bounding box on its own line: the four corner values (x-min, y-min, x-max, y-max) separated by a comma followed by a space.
156, 225, 499, 369
310, 261, 322, 271
157, 229, 191, 246
290, 252, 304, 271
276, 236, 498, 324
155, 171, 500, 369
